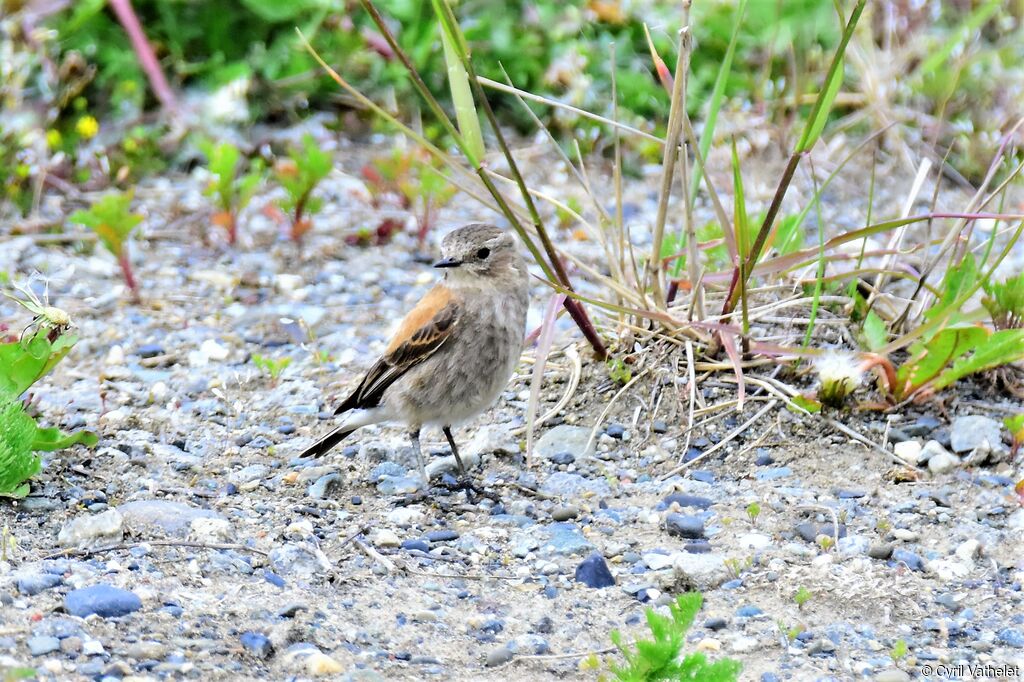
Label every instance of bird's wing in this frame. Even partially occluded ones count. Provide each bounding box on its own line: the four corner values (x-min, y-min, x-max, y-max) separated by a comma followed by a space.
335, 284, 460, 414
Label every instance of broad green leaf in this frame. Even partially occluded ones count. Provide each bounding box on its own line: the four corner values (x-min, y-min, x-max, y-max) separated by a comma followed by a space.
0, 331, 79, 397
933, 329, 1024, 390
433, 0, 485, 165
896, 325, 987, 396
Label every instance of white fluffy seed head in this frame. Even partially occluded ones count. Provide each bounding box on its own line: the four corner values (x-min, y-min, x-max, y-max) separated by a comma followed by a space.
815, 351, 864, 408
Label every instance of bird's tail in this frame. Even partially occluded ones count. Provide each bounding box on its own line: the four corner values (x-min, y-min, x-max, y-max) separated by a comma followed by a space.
298, 425, 356, 459
298, 408, 383, 459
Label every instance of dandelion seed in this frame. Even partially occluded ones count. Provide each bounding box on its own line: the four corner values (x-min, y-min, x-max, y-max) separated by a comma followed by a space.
815, 351, 864, 408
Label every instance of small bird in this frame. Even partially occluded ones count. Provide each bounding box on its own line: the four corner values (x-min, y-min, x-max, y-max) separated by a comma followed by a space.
298, 223, 530, 487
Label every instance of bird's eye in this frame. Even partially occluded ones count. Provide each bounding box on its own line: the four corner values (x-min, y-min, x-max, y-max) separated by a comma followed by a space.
476, 247, 491, 259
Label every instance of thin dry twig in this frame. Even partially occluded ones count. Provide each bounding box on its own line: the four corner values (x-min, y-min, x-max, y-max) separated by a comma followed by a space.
660, 399, 779, 479
41, 540, 269, 561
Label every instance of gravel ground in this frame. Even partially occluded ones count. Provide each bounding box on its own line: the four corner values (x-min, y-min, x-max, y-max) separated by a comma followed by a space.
2, 129, 1024, 682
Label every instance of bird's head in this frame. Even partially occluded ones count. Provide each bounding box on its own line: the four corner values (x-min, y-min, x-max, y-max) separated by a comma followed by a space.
434, 224, 525, 286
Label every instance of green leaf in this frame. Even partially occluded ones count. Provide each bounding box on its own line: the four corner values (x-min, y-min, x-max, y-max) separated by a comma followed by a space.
789, 394, 822, 414
68, 191, 142, 257
896, 325, 988, 397
862, 311, 887, 352
433, 0, 486, 165
933, 329, 1024, 390
0, 330, 79, 397
0, 390, 42, 497
925, 254, 978, 329
796, 0, 866, 152
32, 425, 99, 451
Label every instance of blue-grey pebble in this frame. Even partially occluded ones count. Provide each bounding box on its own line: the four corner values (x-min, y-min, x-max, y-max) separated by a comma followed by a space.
240, 632, 273, 658
65, 585, 142, 618
18, 573, 62, 596
891, 548, 925, 572
575, 553, 615, 588
665, 513, 705, 539
27, 636, 60, 656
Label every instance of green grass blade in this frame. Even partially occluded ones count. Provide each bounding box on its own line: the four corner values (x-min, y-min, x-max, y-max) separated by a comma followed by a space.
433, 0, 484, 165
796, 0, 866, 152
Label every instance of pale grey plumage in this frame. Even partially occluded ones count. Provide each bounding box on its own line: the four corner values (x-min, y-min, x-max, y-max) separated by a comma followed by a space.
298, 223, 529, 486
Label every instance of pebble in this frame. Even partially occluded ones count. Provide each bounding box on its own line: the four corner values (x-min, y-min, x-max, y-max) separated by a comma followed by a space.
269, 544, 328, 578
373, 530, 401, 548
868, 543, 893, 560
658, 493, 714, 510
924, 446, 959, 474
672, 552, 730, 590
17, 573, 62, 596
535, 425, 592, 460
119, 500, 224, 538
305, 652, 344, 675
891, 549, 925, 572
551, 505, 580, 521
794, 522, 847, 543
575, 553, 615, 588
485, 645, 514, 667
239, 630, 272, 655
874, 670, 910, 682
755, 467, 791, 480
28, 636, 61, 656
998, 628, 1024, 648
307, 473, 344, 499
893, 440, 922, 462
665, 513, 705, 539
401, 539, 430, 552
950, 415, 1004, 453
57, 508, 124, 547
425, 529, 459, 542
65, 584, 142, 618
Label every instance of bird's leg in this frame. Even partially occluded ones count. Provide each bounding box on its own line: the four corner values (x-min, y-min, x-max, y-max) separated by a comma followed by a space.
410, 428, 428, 488
442, 425, 467, 476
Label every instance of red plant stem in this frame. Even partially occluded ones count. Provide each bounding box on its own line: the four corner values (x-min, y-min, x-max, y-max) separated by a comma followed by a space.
860, 353, 897, 400
228, 213, 238, 245
118, 250, 140, 301
108, 0, 178, 113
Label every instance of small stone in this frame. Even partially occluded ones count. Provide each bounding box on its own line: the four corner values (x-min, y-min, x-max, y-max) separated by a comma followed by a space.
794, 522, 846, 543
658, 493, 714, 510
241, 632, 274, 659
665, 513, 705, 539
65, 584, 142, 618
923, 443, 959, 474
401, 539, 430, 552
57, 508, 124, 548
425, 529, 459, 542
119, 500, 224, 538
672, 552, 730, 590
868, 543, 893, 560
605, 423, 626, 439
736, 605, 763, 618
998, 628, 1024, 648
485, 645, 514, 667
307, 473, 344, 499
373, 530, 401, 548
17, 573, 62, 596
28, 636, 61, 656
535, 425, 592, 460
950, 416, 1005, 454
704, 617, 728, 631
891, 548, 925, 572
737, 533, 772, 550
891, 528, 919, 542
875, 670, 911, 682
893, 440, 922, 462
306, 652, 344, 675
575, 553, 615, 588
551, 505, 579, 522
955, 539, 981, 562
190, 517, 233, 543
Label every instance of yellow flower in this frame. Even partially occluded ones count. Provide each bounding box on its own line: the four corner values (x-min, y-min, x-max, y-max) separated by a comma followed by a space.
46, 129, 62, 149
75, 115, 99, 140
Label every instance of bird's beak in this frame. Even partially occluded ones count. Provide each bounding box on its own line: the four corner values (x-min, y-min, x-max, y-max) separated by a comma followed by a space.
433, 257, 462, 268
